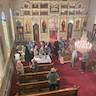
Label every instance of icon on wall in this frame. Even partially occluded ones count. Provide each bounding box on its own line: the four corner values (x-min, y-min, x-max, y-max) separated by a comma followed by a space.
61, 20, 65, 32
74, 18, 81, 31
75, 20, 80, 30
41, 19, 48, 33
60, 18, 67, 32
24, 17, 32, 33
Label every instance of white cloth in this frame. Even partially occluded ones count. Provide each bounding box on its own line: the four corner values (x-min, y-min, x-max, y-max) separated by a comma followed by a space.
15, 53, 20, 61
34, 55, 51, 63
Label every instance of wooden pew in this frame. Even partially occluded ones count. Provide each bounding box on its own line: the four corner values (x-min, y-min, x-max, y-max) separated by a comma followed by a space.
22, 61, 51, 66
17, 80, 60, 95
24, 64, 53, 73
29, 87, 78, 96
20, 87, 79, 96
17, 80, 48, 94
19, 71, 49, 83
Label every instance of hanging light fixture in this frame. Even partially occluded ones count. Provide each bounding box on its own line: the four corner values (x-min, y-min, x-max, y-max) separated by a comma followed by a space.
75, 30, 92, 53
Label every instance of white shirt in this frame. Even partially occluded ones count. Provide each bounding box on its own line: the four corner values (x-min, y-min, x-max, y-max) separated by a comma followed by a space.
72, 50, 77, 59
15, 53, 20, 60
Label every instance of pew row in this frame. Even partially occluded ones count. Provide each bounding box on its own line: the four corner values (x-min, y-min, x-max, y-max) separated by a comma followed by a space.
20, 87, 79, 96
19, 71, 49, 83
24, 64, 53, 73
22, 61, 51, 66
17, 80, 60, 95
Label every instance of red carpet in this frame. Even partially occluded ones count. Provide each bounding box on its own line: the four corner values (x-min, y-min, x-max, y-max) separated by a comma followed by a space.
53, 51, 96, 96
9, 51, 96, 96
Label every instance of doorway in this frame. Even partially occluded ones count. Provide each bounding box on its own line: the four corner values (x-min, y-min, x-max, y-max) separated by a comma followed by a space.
33, 23, 39, 43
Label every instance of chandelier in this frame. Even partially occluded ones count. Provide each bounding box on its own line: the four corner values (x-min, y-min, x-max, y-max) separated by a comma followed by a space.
75, 31, 92, 53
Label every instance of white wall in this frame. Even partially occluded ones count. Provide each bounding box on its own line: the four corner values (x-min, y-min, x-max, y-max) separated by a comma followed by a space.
87, 0, 96, 32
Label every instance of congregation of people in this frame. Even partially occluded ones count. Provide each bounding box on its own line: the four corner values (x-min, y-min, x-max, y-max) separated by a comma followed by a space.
14, 37, 89, 92
14, 39, 62, 91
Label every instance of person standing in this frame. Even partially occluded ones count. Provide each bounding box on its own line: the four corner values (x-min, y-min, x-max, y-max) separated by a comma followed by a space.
80, 52, 89, 72
71, 50, 78, 69
34, 45, 39, 57
14, 51, 20, 63
39, 46, 45, 56
30, 48, 34, 60
31, 59, 38, 72
47, 67, 60, 90
25, 45, 31, 63
53, 41, 59, 59
27, 41, 34, 52
58, 37, 65, 59
44, 45, 51, 56
16, 60, 24, 74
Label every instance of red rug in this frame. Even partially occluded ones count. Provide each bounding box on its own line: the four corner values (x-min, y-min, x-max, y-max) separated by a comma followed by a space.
9, 51, 96, 96
53, 51, 96, 96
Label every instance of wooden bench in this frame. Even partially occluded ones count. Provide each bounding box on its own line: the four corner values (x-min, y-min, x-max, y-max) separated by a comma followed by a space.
22, 61, 51, 66
24, 64, 53, 73
17, 80, 48, 94
17, 80, 60, 95
20, 87, 78, 96
30, 87, 78, 96
19, 71, 49, 83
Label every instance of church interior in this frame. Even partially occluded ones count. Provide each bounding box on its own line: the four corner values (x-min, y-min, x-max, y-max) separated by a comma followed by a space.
0, 0, 96, 96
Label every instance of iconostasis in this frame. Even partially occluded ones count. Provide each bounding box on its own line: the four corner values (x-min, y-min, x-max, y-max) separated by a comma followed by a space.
14, 0, 89, 42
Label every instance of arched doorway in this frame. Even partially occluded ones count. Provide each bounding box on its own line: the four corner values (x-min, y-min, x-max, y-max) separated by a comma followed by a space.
33, 23, 39, 43
67, 22, 73, 40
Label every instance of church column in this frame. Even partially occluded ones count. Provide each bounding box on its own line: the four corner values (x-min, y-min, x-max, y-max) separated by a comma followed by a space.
0, 46, 4, 88
9, 8, 15, 41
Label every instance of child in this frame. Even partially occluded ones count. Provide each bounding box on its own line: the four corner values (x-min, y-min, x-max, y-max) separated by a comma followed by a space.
31, 59, 38, 72
47, 67, 60, 90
